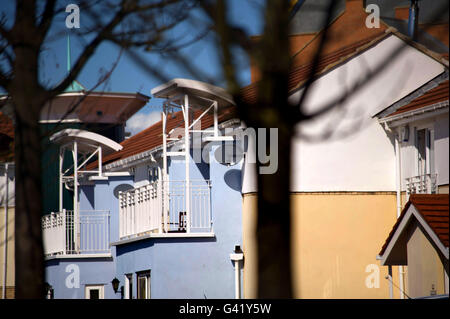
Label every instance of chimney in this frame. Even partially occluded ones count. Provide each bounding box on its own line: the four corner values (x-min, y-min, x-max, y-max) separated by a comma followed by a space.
408, 0, 419, 40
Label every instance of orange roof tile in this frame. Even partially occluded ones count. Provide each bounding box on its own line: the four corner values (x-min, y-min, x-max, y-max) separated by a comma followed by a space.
386, 80, 449, 117
99, 31, 388, 168
241, 30, 388, 104
379, 194, 449, 256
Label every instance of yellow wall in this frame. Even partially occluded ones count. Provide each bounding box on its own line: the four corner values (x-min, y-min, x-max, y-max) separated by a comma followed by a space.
243, 192, 403, 299
438, 185, 449, 194
406, 222, 447, 298
242, 193, 258, 298
0, 206, 15, 298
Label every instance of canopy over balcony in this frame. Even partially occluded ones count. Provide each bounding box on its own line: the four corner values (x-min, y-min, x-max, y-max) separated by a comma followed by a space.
151, 78, 235, 109
50, 128, 123, 156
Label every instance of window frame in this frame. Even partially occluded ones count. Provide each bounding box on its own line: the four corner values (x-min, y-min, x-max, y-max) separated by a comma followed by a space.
85, 284, 104, 299
136, 270, 151, 299
124, 274, 133, 299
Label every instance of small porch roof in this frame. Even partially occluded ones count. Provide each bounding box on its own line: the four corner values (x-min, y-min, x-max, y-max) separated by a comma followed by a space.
50, 129, 123, 155
377, 194, 449, 266
151, 78, 235, 109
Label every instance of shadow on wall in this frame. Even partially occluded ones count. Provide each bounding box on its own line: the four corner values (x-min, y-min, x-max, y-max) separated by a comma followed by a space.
115, 236, 217, 256
224, 169, 242, 192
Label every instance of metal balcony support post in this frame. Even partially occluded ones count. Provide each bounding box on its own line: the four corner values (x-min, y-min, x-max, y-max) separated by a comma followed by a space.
62, 209, 67, 255
213, 101, 218, 138
98, 146, 102, 177
184, 94, 191, 233
59, 147, 64, 212
162, 109, 168, 233
72, 141, 79, 253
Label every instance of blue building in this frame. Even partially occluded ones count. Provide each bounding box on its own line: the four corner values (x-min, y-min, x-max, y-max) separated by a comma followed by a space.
43, 79, 246, 299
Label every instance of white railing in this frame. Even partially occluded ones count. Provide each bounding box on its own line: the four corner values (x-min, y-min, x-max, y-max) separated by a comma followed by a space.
164, 180, 212, 233
405, 174, 437, 195
42, 209, 110, 256
118, 180, 212, 239
42, 211, 66, 256
119, 182, 162, 239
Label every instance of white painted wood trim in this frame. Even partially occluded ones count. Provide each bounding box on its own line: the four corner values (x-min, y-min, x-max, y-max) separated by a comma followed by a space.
378, 205, 449, 265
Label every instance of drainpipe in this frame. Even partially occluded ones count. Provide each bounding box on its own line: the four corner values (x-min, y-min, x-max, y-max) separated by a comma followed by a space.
408, 0, 419, 41
230, 246, 244, 299
2, 163, 9, 299
394, 130, 405, 299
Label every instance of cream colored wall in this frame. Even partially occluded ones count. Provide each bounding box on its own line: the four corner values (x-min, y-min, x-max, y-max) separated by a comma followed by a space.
242, 193, 258, 299
438, 185, 449, 194
406, 222, 447, 298
0, 207, 15, 291
243, 193, 403, 299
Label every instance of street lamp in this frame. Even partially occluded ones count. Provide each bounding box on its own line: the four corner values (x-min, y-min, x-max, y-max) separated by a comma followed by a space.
111, 277, 120, 294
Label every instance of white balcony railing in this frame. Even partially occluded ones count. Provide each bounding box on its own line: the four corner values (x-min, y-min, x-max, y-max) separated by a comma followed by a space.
405, 174, 437, 195
42, 209, 110, 256
119, 182, 162, 238
119, 180, 212, 239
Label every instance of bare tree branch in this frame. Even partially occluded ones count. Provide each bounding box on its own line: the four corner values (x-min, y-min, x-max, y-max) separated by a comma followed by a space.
293, 0, 339, 119
37, 0, 57, 39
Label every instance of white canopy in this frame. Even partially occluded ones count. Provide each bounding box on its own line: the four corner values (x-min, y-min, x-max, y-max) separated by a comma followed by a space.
151, 78, 235, 109
50, 129, 123, 155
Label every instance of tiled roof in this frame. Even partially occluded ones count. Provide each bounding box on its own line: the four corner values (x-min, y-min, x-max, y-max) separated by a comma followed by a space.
379, 194, 449, 256
94, 106, 237, 168
100, 31, 388, 168
241, 30, 388, 104
386, 80, 449, 117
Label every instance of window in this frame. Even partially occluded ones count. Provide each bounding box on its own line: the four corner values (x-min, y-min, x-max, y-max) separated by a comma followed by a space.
124, 274, 133, 299
85, 285, 104, 299
148, 166, 159, 182
136, 271, 151, 299
415, 127, 435, 176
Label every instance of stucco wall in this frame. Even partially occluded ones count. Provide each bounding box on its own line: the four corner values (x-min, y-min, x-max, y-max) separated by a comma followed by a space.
434, 115, 449, 186
114, 145, 243, 298
45, 176, 134, 299
45, 257, 116, 299
242, 192, 403, 298
406, 222, 447, 298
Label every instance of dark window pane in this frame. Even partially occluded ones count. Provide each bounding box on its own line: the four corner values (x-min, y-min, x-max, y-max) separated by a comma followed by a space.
138, 277, 146, 299
89, 289, 99, 299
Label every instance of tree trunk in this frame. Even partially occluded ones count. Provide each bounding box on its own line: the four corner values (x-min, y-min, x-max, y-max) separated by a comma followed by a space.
256, 126, 293, 298
13, 103, 44, 299
11, 42, 45, 298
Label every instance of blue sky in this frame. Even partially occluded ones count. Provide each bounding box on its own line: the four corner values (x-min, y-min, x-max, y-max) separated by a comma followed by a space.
0, 0, 265, 135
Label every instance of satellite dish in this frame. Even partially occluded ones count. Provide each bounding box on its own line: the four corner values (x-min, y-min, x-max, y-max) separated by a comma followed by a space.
113, 184, 134, 199
214, 141, 244, 166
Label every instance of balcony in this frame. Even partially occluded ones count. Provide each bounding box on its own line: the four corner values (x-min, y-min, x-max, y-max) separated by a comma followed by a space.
42, 209, 110, 257
405, 174, 437, 195
118, 180, 212, 240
